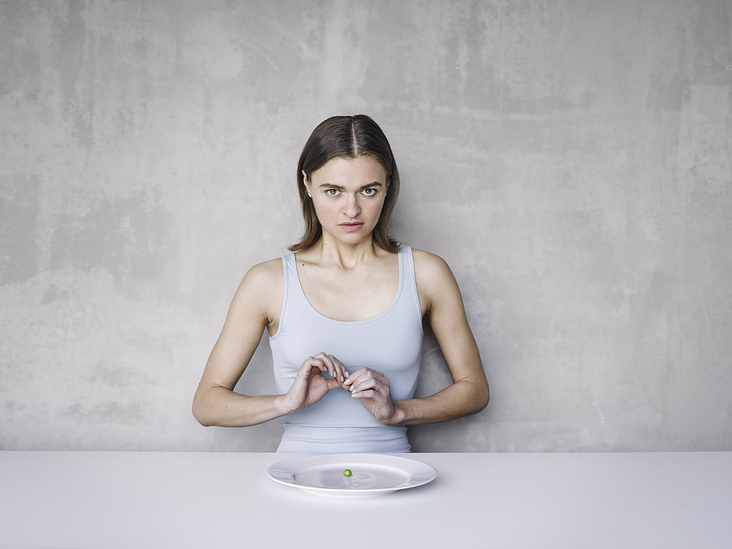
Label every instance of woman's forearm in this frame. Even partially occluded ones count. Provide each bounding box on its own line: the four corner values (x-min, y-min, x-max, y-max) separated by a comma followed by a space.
192, 385, 289, 427
388, 378, 489, 426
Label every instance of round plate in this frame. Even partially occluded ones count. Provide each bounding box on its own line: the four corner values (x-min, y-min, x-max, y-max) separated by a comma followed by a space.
267, 454, 437, 498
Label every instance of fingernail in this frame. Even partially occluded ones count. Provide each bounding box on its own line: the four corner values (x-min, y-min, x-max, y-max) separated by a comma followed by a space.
351, 392, 357, 398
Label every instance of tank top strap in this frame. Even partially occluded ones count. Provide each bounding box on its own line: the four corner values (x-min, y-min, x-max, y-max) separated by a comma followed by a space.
399, 245, 423, 321
282, 252, 297, 299
280, 252, 308, 323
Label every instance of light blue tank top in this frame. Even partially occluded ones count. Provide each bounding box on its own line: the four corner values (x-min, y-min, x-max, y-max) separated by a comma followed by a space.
269, 246, 424, 453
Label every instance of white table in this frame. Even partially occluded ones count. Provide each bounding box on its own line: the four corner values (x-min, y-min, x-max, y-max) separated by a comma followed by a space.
1, 451, 730, 548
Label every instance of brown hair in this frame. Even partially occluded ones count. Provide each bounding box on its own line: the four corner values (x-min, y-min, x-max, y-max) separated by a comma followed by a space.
289, 114, 401, 252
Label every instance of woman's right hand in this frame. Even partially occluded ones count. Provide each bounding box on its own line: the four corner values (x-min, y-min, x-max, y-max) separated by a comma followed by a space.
278, 353, 349, 415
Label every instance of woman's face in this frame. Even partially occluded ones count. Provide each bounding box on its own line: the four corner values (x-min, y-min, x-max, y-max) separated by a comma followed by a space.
304, 155, 388, 246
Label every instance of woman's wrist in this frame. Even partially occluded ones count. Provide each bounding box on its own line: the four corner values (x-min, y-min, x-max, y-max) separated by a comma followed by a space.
382, 401, 409, 425
274, 394, 296, 416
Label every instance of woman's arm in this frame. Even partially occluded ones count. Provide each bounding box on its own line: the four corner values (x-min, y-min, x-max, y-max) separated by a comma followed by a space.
346, 250, 489, 425
396, 250, 489, 424
192, 260, 348, 427
192, 260, 286, 426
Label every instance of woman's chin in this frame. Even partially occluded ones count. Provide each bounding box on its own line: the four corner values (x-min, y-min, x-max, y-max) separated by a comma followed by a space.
323, 229, 373, 246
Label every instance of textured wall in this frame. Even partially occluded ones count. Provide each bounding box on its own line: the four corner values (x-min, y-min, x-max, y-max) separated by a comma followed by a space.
1, 0, 731, 452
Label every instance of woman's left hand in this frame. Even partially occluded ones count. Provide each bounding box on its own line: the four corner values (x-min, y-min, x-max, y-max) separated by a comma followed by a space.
342, 368, 397, 424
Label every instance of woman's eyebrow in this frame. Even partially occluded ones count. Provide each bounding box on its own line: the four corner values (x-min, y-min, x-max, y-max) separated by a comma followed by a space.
318, 182, 383, 189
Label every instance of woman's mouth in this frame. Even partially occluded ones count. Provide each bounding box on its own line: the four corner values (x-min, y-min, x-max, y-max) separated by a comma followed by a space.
339, 222, 364, 232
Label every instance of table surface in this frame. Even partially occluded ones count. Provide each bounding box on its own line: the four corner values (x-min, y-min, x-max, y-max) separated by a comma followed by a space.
1, 451, 730, 549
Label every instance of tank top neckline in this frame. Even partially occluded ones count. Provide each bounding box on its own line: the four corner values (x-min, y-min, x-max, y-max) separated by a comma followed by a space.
289, 246, 406, 326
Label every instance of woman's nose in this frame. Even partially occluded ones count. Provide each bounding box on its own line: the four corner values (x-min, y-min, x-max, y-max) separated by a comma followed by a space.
344, 194, 361, 217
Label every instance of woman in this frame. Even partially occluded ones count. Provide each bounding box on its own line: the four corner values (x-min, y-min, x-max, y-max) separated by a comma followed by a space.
192, 115, 489, 452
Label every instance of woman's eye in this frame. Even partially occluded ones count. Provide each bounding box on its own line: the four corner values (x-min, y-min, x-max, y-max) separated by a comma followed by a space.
326, 189, 340, 196
362, 188, 376, 196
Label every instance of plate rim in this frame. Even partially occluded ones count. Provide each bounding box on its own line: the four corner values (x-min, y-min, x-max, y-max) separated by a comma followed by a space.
266, 453, 437, 495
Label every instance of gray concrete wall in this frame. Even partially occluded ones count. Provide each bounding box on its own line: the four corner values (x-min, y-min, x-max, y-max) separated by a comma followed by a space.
1, 0, 731, 452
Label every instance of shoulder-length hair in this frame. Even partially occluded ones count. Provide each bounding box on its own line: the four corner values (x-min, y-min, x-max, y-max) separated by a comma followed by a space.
289, 114, 401, 253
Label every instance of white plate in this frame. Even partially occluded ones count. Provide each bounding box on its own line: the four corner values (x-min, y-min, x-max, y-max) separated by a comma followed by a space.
267, 454, 437, 498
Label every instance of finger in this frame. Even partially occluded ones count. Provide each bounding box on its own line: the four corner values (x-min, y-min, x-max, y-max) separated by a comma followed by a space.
348, 370, 388, 393
316, 352, 342, 379
307, 354, 333, 378
351, 376, 379, 394
327, 354, 348, 383
352, 375, 389, 398
313, 357, 327, 373
301, 356, 326, 378
351, 387, 377, 399
343, 367, 370, 388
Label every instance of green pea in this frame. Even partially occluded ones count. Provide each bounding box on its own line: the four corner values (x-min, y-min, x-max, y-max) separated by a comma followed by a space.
343, 469, 352, 477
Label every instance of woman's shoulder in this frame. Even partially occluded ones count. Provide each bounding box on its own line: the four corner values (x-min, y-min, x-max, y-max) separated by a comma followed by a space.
235, 257, 285, 300
409, 247, 453, 278
408, 248, 463, 315
228, 257, 285, 324
243, 256, 284, 284
408, 246, 457, 298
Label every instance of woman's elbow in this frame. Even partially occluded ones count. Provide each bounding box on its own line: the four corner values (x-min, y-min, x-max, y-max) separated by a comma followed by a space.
473, 382, 490, 414
193, 411, 212, 427
192, 394, 213, 427
480, 385, 490, 410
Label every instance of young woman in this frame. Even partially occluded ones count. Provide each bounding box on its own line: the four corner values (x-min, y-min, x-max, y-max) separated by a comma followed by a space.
192, 115, 489, 452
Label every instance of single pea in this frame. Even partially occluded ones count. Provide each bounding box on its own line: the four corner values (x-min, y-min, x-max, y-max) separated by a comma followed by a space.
343, 469, 352, 477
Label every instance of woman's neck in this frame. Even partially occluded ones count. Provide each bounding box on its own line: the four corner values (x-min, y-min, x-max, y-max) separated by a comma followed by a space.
306, 234, 384, 270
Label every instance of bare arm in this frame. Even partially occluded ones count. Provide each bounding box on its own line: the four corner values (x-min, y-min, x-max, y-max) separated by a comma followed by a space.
192, 260, 286, 427
192, 259, 350, 427
353, 250, 489, 426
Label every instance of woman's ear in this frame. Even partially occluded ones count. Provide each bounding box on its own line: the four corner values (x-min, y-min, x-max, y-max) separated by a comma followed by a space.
302, 170, 312, 197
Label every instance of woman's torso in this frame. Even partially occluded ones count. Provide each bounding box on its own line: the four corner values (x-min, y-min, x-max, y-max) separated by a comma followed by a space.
268, 245, 424, 452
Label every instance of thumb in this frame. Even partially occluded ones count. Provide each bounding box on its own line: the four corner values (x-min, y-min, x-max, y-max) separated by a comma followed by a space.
324, 378, 343, 392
